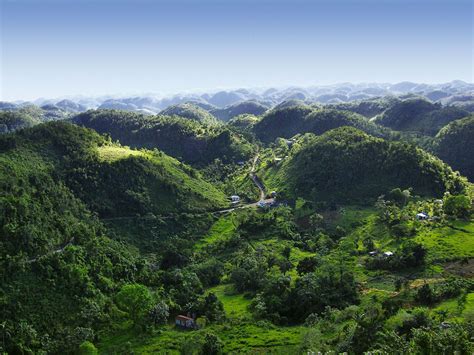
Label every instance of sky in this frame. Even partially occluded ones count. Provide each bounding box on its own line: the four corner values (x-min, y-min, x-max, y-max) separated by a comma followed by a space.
0, 0, 472, 101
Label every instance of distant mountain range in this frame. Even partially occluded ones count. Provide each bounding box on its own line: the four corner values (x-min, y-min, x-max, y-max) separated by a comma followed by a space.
3, 81, 473, 116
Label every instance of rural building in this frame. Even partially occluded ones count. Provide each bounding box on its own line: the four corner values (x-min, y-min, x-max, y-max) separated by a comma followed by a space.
383, 251, 394, 257
230, 195, 240, 204
369, 251, 378, 257
175, 315, 196, 329
416, 212, 429, 220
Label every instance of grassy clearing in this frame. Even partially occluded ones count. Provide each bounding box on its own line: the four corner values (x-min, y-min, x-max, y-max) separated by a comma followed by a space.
432, 292, 474, 321
415, 220, 474, 261
97, 145, 144, 161
99, 322, 305, 354
194, 215, 236, 251
331, 206, 377, 231
219, 323, 305, 353
208, 284, 252, 318
464, 293, 474, 319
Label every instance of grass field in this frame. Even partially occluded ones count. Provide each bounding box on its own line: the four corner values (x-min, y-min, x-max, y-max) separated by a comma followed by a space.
208, 284, 253, 318
415, 220, 474, 261
97, 145, 144, 161
99, 320, 306, 354
432, 292, 474, 320
194, 215, 236, 251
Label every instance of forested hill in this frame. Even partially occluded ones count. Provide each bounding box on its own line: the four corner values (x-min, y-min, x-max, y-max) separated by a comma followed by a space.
0, 104, 72, 133
434, 115, 474, 180
0, 122, 228, 218
253, 106, 388, 143
373, 97, 469, 135
0, 123, 156, 353
159, 102, 218, 124
263, 127, 467, 204
73, 109, 254, 166
211, 100, 269, 121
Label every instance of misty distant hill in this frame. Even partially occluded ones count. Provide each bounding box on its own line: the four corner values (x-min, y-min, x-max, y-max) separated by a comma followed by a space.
3, 80, 473, 119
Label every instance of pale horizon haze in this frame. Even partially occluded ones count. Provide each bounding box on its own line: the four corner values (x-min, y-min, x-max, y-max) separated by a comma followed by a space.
1, 0, 473, 101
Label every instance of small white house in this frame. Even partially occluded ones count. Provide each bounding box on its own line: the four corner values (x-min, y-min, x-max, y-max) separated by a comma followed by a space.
369, 251, 378, 257
383, 251, 394, 257
230, 195, 240, 204
416, 212, 429, 220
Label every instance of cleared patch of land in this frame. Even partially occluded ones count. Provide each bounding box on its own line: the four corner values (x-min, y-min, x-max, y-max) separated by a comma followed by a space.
97, 145, 144, 161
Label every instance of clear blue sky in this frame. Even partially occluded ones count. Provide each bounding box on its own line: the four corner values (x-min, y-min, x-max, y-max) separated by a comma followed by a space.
1, 0, 472, 100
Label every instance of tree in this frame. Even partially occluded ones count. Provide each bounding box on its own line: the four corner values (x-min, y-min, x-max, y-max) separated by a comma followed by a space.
292, 261, 359, 321
201, 333, 223, 355
309, 213, 324, 230
201, 293, 225, 322
193, 260, 224, 287
415, 284, 435, 305
78, 341, 98, 355
387, 187, 411, 207
297, 256, 319, 275
362, 238, 375, 252
116, 284, 152, 326
148, 301, 169, 326
444, 194, 471, 219
409, 324, 473, 354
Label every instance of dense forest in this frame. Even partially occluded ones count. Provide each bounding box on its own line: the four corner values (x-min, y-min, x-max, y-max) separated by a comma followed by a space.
73, 110, 254, 167
373, 98, 469, 135
264, 127, 467, 204
253, 105, 389, 143
433, 115, 474, 180
1, 88, 474, 354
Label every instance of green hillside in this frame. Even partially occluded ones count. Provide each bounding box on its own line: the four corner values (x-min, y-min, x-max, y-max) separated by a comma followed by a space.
262, 127, 467, 204
160, 102, 218, 124
0, 121, 232, 352
0, 122, 227, 218
0, 123, 150, 353
211, 101, 268, 121
327, 96, 399, 118
0, 109, 42, 133
434, 115, 474, 181
374, 98, 469, 135
73, 109, 254, 166
0, 104, 73, 133
254, 106, 387, 143
2, 120, 473, 355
